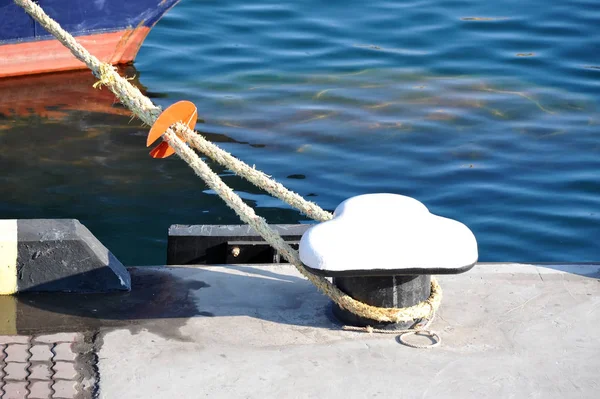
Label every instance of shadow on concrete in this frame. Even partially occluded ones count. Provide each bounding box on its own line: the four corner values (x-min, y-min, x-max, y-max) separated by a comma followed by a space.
17, 249, 131, 293
185, 265, 339, 329
1, 266, 340, 340
0, 268, 212, 340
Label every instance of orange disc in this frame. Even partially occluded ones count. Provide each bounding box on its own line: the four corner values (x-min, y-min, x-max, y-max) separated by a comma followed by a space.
147, 100, 198, 158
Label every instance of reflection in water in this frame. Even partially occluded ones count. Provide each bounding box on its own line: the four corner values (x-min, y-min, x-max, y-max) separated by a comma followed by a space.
0, 67, 136, 121
0, 60, 598, 264
206, 68, 590, 144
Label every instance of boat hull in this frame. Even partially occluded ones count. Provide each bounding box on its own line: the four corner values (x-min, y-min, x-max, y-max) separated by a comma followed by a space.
0, 27, 150, 78
0, 0, 180, 78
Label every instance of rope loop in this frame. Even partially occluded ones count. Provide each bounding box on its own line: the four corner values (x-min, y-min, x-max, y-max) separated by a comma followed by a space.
397, 330, 441, 349
342, 306, 441, 348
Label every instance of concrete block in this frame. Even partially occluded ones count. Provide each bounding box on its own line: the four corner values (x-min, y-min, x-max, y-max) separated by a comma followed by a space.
2, 381, 28, 399
52, 380, 78, 398
29, 345, 53, 362
52, 361, 77, 380
0, 336, 29, 345
4, 363, 28, 380
33, 333, 82, 344
28, 381, 52, 399
53, 343, 77, 361
0, 219, 130, 294
4, 344, 30, 363
29, 363, 52, 380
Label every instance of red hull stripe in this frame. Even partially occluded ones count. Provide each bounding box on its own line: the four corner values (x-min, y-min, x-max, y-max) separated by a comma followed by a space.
0, 27, 151, 78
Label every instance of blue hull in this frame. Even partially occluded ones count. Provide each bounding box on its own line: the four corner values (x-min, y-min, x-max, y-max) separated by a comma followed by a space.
0, 0, 180, 44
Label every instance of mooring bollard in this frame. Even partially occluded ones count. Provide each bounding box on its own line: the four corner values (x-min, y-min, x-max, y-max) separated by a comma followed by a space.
299, 193, 478, 329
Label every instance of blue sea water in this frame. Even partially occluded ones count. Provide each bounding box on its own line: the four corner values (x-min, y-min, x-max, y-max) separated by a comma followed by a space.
1, 0, 600, 265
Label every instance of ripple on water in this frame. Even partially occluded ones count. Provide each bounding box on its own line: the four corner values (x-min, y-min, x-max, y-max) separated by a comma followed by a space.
1, 0, 599, 264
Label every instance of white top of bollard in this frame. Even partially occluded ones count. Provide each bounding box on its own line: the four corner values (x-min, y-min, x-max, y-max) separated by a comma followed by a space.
299, 193, 478, 276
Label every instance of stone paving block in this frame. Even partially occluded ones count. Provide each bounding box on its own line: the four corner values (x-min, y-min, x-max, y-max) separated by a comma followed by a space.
29, 363, 52, 380
0, 336, 30, 345
53, 343, 77, 362
2, 381, 28, 399
28, 380, 53, 399
33, 333, 82, 344
0, 343, 5, 361
29, 345, 53, 362
52, 380, 78, 399
52, 361, 77, 380
4, 362, 28, 380
4, 344, 30, 363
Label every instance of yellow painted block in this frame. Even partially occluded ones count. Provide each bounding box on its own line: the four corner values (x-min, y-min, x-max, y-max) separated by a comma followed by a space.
0, 295, 17, 334
0, 219, 18, 295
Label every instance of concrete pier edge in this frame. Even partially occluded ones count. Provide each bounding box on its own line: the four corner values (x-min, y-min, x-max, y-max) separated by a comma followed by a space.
1, 263, 599, 398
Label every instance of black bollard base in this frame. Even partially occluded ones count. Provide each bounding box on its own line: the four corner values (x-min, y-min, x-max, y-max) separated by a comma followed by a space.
332, 274, 431, 330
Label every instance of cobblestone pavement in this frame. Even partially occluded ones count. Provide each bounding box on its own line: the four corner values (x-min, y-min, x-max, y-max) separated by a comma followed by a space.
0, 334, 96, 399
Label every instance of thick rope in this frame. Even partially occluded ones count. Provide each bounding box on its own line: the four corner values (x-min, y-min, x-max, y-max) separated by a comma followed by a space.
14, 0, 442, 328
172, 122, 332, 222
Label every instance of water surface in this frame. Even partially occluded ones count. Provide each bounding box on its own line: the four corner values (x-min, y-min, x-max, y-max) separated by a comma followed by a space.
1, 0, 599, 264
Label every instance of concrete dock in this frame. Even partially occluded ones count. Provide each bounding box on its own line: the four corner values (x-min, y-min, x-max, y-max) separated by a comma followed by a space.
1, 263, 599, 398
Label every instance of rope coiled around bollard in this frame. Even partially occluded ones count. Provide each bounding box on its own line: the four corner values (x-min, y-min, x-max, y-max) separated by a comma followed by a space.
14, 0, 443, 344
